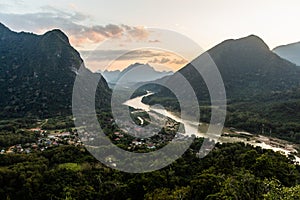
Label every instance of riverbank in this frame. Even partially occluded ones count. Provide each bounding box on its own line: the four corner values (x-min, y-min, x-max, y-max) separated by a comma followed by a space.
124, 92, 300, 164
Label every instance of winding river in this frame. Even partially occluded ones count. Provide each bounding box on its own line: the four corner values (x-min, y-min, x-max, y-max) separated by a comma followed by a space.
123, 92, 300, 163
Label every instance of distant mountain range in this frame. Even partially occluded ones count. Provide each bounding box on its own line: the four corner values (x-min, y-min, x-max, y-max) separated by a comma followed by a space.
98, 63, 173, 87
98, 70, 121, 84
0, 23, 111, 118
273, 42, 300, 66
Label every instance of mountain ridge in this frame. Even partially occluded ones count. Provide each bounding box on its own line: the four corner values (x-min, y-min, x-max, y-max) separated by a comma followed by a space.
273, 41, 300, 66
172, 34, 300, 102
142, 34, 300, 139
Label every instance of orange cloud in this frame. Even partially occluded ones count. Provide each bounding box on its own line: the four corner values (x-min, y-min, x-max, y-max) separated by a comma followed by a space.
69, 24, 150, 48
127, 26, 149, 40
0, 7, 151, 49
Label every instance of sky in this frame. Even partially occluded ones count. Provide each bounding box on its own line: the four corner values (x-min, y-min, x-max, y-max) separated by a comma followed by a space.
1, 0, 300, 71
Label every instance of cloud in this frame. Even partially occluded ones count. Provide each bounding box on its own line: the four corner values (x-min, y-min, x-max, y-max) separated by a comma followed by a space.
148, 39, 160, 43
170, 58, 188, 64
149, 57, 171, 64
81, 49, 170, 61
149, 57, 187, 65
127, 26, 149, 40
80, 49, 189, 71
68, 24, 127, 47
82, 49, 188, 66
0, 7, 150, 47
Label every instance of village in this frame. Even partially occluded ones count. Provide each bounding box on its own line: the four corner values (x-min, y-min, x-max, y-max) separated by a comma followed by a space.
1, 128, 83, 154
0, 113, 188, 155
81, 115, 190, 152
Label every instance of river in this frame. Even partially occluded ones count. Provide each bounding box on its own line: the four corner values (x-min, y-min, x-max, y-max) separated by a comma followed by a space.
123, 92, 300, 163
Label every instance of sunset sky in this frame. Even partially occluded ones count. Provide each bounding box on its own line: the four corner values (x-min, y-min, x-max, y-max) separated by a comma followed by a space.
1, 0, 300, 71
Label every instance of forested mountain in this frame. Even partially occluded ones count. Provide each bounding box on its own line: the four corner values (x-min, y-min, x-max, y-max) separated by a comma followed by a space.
151, 35, 300, 102
143, 35, 300, 140
0, 23, 111, 118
